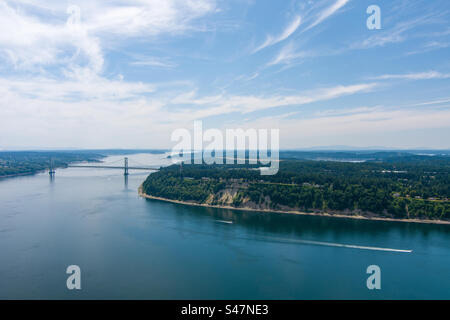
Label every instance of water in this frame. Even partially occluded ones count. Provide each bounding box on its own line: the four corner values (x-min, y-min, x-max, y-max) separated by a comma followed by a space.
0, 154, 449, 299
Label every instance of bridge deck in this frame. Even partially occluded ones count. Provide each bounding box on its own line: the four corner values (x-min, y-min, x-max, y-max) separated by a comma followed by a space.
68, 165, 159, 170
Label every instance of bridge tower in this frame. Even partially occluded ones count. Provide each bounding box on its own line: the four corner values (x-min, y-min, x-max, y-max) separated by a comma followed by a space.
124, 157, 129, 176
49, 158, 55, 176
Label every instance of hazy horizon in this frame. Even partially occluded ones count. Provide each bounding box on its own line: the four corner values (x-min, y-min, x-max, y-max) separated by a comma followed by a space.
1, 146, 449, 152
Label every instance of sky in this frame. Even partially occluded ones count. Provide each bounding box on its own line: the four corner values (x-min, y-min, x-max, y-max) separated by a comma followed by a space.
0, 0, 449, 150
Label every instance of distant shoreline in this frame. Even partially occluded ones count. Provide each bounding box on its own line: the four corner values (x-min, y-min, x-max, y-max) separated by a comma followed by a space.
0, 171, 38, 179
138, 185, 450, 225
0, 158, 105, 180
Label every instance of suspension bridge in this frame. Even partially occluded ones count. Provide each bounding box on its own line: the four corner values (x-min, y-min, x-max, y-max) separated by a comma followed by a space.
49, 157, 160, 176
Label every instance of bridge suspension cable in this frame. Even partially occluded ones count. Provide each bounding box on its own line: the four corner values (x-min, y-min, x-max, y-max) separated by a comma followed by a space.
68, 157, 160, 174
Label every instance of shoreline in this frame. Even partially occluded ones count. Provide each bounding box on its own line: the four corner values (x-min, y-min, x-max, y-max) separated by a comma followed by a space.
138, 186, 450, 225
0, 171, 39, 179
0, 158, 105, 180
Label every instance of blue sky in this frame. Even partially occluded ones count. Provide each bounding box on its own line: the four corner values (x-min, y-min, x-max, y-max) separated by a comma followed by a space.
0, 0, 449, 149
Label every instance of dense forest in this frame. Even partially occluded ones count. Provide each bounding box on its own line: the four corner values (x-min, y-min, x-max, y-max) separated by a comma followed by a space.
0, 151, 103, 177
142, 155, 450, 221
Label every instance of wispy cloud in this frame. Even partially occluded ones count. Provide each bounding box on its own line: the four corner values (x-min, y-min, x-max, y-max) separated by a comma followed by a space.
267, 42, 310, 66
170, 82, 378, 119
130, 56, 177, 68
0, 75, 158, 102
371, 71, 450, 80
352, 13, 445, 50
0, 68, 378, 148
244, 106, 450, 149
253, 15, 302, 53
410, 98, 450, 107
235, 72, 259, 81
406, 41, 450, 55
305, 0, 349, 31
1, 0, 449, 149
0, 0, 216, 73
265, 0, 350, 67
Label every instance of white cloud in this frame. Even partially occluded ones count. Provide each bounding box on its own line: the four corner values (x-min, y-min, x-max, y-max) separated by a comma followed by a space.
0, 74, 377, 148
2, 0, 449, 149
244, 106, 450, 149
265, 0, 351, 67
267, 42, 311, 66
169, 82, 378, 119
305, 0, 349, 31
235, 72, 259, 81
371, 71, 450, 80
130, 56, 177, 68
0, 75, 181, 148
0, 76, 157, 102
352, 14, 443, 50
411, 98, 450, 106
0, 0, 217, 73
0, 0, 221, 149
254, 15, 302, 52
406, 41, 450, 55
0, 1, 103, 73
84, 0, 216, 37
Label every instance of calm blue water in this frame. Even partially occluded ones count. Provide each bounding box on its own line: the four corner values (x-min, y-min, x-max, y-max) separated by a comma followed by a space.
0, 154, 449, 299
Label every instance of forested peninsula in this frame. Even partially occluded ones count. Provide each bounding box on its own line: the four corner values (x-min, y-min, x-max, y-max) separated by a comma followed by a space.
141, 157, 450, 223
0, 151, 103, 178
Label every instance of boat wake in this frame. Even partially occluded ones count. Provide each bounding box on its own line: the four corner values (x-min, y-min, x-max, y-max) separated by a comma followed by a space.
215, 220, 233, 224
261, 236, 413, 253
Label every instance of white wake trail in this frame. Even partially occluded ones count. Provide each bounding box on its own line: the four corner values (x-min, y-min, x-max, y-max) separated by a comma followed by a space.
215, 220, 233, 224
263, 236, 413, 253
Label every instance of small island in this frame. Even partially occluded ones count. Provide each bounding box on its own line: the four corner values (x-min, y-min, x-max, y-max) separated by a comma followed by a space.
140, 157, 450, 224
